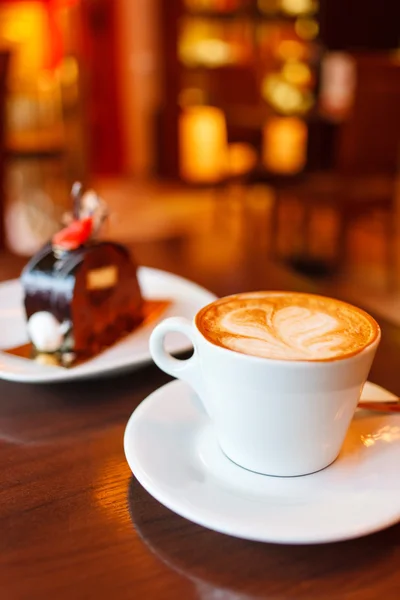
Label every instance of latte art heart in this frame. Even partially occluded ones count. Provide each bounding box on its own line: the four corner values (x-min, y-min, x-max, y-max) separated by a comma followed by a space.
196, 292, 378, 361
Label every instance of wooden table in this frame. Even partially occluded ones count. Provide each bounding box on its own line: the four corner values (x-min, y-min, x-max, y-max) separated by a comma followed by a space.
1, 238, 399, 600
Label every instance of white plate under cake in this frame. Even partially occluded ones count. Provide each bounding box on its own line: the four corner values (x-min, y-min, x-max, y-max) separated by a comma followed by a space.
0, 268, 216, 383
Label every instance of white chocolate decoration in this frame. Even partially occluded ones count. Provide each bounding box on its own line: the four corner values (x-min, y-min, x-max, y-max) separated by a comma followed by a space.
27, 311, 65, 353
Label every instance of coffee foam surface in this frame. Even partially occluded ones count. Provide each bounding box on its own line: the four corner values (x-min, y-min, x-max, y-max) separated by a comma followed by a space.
196, 292, 378, 361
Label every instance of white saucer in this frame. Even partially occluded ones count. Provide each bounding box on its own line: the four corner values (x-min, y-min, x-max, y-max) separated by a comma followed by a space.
124, 379, 400, 545
0, 268, 216, 383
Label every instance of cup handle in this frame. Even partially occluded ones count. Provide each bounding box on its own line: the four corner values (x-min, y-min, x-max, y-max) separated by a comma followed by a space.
149, 317, 205, 401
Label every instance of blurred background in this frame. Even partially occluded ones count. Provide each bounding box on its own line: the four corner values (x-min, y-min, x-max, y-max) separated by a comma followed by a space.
0, 0, 399, 320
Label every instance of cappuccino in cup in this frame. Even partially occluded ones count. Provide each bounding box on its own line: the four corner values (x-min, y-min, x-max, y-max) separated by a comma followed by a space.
196, 292, 378, 362
150, 292, 380, 476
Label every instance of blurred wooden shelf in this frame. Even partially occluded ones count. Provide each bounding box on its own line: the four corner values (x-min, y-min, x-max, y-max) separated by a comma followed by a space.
179, 61, 255, 70
183, 9, 313, 22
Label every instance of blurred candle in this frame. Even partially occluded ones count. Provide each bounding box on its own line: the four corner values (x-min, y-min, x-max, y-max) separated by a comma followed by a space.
263, 116, 307, 174
179, 106, 228, 183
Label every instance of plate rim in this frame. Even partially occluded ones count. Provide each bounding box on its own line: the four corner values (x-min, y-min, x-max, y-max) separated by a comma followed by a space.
124, 379, 400, 545
0, 267, 217, 384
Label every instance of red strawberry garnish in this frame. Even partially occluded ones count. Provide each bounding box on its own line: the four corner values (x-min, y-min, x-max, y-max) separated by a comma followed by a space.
52, 217, 93, 251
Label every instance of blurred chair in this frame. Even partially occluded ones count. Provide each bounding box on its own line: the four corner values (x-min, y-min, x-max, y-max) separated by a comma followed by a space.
270, 52, 400, 285
0, 51, 9, 250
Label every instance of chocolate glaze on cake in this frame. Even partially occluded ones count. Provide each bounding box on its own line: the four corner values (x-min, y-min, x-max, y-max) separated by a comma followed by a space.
21, 240, 143, 362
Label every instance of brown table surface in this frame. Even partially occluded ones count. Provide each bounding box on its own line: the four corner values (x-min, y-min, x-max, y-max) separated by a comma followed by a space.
0, 238, 399, 600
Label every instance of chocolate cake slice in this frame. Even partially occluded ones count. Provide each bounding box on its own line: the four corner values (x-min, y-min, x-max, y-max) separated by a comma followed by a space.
20, 184, 143, 365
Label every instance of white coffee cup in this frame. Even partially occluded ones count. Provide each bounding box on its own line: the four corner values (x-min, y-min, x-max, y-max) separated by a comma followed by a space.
149, 300, 380, 477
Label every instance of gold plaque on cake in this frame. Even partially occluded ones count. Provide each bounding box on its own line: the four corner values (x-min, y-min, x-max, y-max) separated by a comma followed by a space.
87, 266, 118, 290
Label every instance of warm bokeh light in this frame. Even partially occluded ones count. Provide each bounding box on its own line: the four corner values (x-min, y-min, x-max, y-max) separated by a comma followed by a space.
259, 0, 318, 15
262, 73, 314, 114
179, 106, 228, 183
227, 143, 258, 176
295, 17, 319, 40
276, 39, 308, 62
269, 80, 303, 113
263, 116, 307, 174
182, 37, 234, 67
0, 3, 48, 82
179, 18, 252, 68
280, 0, 317, 16
282, 61, 312, 86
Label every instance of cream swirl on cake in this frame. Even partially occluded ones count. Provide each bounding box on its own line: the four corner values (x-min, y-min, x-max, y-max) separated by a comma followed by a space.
196, 292, 378, 361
